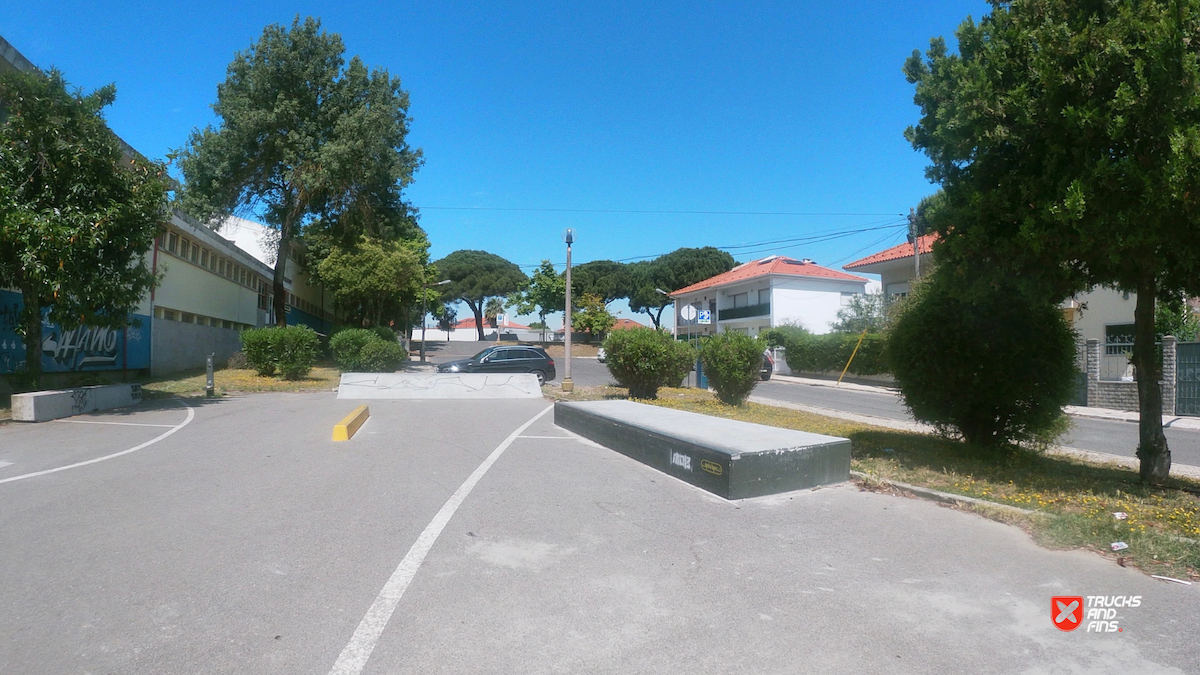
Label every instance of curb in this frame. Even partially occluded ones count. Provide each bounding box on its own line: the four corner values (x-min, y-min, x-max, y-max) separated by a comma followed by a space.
851, 470, 1037, 516
333, 405, 370, 442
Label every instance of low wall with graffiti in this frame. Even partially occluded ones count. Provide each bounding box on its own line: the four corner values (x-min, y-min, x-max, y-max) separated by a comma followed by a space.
0, 290, 151, 376
151, 318, 244, 376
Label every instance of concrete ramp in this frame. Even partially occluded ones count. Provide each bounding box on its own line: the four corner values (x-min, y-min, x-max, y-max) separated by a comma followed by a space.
336, 373, 543, 400
555, 400, 850, 499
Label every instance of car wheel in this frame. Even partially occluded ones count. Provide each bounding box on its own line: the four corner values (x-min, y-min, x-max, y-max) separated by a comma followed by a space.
760, 372, 771, 381
532, 370, 546, 386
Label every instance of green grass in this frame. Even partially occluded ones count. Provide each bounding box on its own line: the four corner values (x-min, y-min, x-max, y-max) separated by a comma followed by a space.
556, 385, 1200, 581
141, 365, 342, 398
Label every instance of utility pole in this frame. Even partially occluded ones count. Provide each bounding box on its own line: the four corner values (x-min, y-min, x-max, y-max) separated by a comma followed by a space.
562, 229, 575, 393
908, 207, 922, 280
420, 279, 451, 363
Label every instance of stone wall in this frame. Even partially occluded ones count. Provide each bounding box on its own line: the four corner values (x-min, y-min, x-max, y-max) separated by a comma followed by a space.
1084, 337, 1176, 414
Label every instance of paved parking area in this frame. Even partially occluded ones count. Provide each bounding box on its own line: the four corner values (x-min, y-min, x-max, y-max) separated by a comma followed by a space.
0, 393, 1196, 674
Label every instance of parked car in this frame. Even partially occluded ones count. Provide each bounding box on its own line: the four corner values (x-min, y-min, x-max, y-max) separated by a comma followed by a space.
436, 346, 557, 385
760, 349, 774, 381
596, 347, 606, 363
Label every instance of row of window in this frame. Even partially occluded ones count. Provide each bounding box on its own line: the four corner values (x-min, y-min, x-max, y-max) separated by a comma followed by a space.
155, 306, 253, 331
160, 229, 332, 322
160, 231, 262, 292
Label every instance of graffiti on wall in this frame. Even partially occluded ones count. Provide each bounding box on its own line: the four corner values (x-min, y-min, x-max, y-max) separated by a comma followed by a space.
0, 290, 151, 374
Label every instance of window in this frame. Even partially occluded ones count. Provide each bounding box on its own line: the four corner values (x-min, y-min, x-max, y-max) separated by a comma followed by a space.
200, 250, 209, 267
167, 232, 178, 254
180, 239, 190, 259
840, 291, 857, 307
732, 292, 748, 308
758, 289, 770, 305
218, 259, 226, 276
162, 309, 176, 321
190, 244, 198, 264
181, 312, 195, 324
223, 320, 233, 329
1105, 324, 1136, 356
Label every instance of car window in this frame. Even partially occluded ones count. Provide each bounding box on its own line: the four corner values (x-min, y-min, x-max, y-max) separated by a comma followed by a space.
489, 350, 511, 361
521, 349, 542, 359
472, 348, 496, 360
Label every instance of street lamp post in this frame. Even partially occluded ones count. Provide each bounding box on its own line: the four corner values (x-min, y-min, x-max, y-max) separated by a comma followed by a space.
420, 279, 451, 363
562, 229, 575, 393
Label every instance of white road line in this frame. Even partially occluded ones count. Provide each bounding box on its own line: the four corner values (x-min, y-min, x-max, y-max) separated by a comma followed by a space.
56, 420, 177, 428
0, 400, 194, 486
0, 461, 12, 469
517, 435, 573, 439
327, 403, 553, 675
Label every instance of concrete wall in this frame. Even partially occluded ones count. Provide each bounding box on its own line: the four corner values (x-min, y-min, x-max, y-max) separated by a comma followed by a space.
151, 318, 244, 375
155, 255, 263, 326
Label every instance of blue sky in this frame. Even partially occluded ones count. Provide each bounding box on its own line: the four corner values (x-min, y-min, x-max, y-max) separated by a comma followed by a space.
2, 1, 986, 326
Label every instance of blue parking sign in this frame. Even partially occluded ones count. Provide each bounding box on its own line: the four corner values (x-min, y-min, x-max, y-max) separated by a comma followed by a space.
697, 309, 712, 325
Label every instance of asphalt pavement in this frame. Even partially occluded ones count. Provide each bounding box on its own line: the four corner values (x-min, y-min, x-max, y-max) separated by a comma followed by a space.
755, 379, 1200, 469
0, 392, 1196, 673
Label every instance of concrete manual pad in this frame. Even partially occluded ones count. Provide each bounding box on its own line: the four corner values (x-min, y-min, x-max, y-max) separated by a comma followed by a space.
336, 372, 543, 399
555, 399, 850, 499
11, 383, 142, 422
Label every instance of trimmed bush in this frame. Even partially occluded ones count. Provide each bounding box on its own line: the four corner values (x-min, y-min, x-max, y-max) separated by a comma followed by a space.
358, 340, 406, 372
274, 325, 320, 380
603, 327, 695, 399
885, 279, 1076, 449
368, 326, 397, 344
330, 329, 379, 372
240, 328, 279, 376
699, 332, 765, 405
782, 331, 888, 377
226, 351, 249, 370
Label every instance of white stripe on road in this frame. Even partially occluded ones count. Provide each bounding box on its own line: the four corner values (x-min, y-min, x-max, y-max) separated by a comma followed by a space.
0, 461, 11, 469
56, 420, 177, 428
517, 435, 574, 439
0, 400, 194, 486
327, 403, 554, 675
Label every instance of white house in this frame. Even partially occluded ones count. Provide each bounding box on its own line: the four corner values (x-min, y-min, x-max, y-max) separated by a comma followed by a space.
670, 256, 869, 338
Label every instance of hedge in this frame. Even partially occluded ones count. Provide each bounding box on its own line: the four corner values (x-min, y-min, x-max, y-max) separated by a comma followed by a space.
603, 327, 695, 399
782, 331, 888, 377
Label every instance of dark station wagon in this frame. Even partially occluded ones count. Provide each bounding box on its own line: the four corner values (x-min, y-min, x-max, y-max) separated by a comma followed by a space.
435, 345, 557, 385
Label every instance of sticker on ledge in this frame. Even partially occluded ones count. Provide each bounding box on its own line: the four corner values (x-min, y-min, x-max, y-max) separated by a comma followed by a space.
701, 459, 723, 476
670, 451, 693, 471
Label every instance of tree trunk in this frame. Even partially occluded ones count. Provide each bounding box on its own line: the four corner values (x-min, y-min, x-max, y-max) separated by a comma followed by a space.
652, 305, 666, 330
466, 298, 485, 340
272, 226, 293, 327
1133, 278, 1171, 483
20, 290, 42, 390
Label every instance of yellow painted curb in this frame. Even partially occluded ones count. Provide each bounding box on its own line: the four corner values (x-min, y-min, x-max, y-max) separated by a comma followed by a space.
332, 405, 370, 442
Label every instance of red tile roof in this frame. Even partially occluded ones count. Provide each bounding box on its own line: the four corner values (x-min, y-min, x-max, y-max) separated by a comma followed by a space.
843, 234, 936, 270
454, 316, 530, 330
609, 318, 648, 330
670, 256, 867, 296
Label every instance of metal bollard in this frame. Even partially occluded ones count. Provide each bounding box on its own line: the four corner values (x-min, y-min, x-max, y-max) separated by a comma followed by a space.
206, 354, 215, 398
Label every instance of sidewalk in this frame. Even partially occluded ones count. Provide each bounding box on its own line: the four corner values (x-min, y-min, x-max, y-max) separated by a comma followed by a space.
771, 373, 1200, 430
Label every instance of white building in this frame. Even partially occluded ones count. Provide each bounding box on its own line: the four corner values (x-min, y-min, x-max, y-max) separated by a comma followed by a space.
670, 256, 869, 338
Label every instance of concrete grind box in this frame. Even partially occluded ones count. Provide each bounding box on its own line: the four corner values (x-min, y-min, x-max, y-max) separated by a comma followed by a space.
555, 400, 850, 500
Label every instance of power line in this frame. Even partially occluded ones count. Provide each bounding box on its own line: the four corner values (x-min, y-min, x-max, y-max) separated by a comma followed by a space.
515, 219, 909, 268
419, 205, 904, 217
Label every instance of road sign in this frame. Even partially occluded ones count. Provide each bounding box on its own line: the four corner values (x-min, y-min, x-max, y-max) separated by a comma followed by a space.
679, 305, 698, 322
698, 309, 712, 325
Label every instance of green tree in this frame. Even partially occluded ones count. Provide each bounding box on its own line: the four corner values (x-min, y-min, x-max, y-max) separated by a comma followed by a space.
434, 250, 527, 340
886, 275, 1077, 449
699, 332, 766, 406
830, 291, 886, 333
628, 247, 737, 328
572, 293, 616, 342
173, 16, 422, 327
510, 260, 565, 341
1156, 292, 1200, 343
904, 1, 1200, 481
0, 68, 168, 387
315, 236, 425, 327
571, 260, 633, 305
485, 297, 506, 328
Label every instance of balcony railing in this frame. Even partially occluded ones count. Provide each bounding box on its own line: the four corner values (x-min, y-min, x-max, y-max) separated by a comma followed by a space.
718, 302, 770, 321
